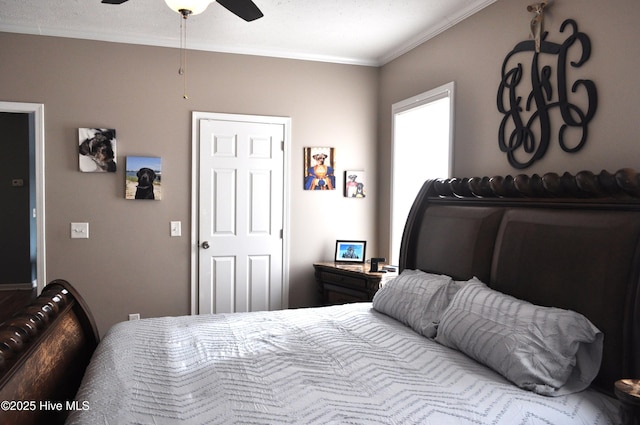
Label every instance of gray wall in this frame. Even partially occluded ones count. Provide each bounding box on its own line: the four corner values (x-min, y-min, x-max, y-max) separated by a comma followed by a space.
377, 0, 640, 258
0, 33, 379, 336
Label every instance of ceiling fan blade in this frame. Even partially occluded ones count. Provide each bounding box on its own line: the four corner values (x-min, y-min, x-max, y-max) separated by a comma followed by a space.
101, 0, 129, 4
216, 0, 263, 22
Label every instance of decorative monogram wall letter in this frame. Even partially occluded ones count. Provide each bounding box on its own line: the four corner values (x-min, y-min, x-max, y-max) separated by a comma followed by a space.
497, 19, 598, 169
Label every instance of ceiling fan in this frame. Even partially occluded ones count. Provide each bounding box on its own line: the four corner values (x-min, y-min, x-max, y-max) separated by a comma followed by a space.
101, 0, 264, 22
102, 0, 263, 99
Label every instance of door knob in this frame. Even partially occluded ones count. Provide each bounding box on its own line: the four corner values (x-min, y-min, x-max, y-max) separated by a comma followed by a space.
201, 241, 210, 249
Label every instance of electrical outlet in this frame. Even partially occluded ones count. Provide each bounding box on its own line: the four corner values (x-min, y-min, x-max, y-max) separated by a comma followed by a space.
128, 313, 140, 321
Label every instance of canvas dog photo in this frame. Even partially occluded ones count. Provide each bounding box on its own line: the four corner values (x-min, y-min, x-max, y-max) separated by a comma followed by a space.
303, 147, 336, 190
344, 171, 366, 198
78, 128, 117, 172
125, 156, 162, 200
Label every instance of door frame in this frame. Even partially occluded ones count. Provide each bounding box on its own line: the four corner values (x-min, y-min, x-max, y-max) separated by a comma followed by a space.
190, 112, 291, 315
0, 101, 46, 292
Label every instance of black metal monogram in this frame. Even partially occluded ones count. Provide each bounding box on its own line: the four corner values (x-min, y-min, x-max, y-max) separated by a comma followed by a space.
497, 19, 597, 169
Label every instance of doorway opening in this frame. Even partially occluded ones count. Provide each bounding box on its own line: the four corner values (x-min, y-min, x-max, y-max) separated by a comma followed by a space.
0, 102, 46, 291
390, 82, 454, 265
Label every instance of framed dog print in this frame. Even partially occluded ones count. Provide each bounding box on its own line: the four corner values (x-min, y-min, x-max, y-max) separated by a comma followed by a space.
125, 156, 162, 200
335, 240, 366, 263
304, 147, 336, 190
344, 171, 366, 198
78, 128, 117, 172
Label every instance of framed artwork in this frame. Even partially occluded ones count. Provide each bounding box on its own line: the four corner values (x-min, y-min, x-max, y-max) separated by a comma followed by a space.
304, 147, 336, 190
334, 240, 366, 263
125, 156, 162, 200
344, 171, 366, 198
78, 128, 117, 172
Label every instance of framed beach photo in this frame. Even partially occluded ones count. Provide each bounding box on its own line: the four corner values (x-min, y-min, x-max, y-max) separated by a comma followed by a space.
334, 240, 366, 264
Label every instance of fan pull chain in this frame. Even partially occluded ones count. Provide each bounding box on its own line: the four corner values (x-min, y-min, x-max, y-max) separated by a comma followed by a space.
178, 10, 191, 100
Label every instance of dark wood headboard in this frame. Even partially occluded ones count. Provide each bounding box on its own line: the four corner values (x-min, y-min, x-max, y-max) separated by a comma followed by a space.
0, 279, 99, 425
399, 168, 640, 396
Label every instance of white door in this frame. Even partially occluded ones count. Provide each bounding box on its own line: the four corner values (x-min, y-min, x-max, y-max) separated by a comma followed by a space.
196, 115, 288, 314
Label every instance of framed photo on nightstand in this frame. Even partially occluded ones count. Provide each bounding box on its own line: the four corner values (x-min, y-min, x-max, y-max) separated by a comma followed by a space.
335, 240, 366, 263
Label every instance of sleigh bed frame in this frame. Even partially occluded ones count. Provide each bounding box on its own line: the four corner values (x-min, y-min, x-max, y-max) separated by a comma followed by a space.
2, 168, 640, 424
400, 168, 640, 388
0, 280, 98, 425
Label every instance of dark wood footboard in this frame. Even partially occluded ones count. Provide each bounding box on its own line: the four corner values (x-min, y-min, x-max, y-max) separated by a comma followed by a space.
0, 279, 99, 425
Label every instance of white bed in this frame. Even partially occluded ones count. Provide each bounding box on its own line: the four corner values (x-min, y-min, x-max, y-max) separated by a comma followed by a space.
66, 302, 619, 424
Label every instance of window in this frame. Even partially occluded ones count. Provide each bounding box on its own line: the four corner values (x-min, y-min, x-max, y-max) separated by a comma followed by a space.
390, 82, 454, 265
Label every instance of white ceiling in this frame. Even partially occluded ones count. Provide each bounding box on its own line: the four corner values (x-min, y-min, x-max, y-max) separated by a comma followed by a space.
0, 0, 496, 66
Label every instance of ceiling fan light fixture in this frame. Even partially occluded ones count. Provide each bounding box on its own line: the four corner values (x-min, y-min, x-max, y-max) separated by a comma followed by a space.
164, 0, 212, 16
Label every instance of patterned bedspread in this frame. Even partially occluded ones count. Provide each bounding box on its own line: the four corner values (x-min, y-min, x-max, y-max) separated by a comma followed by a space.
67, 303, 620, 424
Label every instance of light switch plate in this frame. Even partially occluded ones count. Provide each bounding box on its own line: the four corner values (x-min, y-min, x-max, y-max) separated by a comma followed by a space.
71, 222, 89, 239
170, 221, 181, 237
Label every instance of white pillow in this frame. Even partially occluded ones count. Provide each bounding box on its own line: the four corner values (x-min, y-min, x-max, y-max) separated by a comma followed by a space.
372, 270, 463, 338
435, 277, 603, 396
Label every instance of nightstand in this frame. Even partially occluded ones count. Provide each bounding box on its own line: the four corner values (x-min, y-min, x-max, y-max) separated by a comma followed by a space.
615, 379, 640, 425
313, 262, 397, 306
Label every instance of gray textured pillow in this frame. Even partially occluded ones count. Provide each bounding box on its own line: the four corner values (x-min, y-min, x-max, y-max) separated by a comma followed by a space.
435, 278, 603, 396
372, 270, 462, 338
